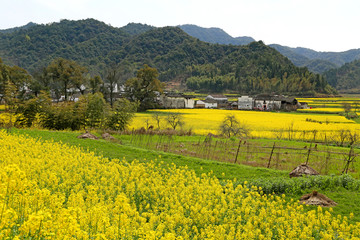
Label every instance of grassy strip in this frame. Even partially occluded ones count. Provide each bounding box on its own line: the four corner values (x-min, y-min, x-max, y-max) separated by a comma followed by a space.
11, 128, 288, 181
9, 128, 360, 223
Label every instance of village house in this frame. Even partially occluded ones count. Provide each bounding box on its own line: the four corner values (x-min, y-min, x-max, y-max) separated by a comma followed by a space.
238, 95, 300, 111
238, 96, 254, 110
205, 94, 228, 108
159, 93, 195, 109
195, 100, 205, 108
204, 99, 218, 109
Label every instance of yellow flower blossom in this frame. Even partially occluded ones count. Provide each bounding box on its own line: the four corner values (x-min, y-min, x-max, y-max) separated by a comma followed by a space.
0, 130, 359, 239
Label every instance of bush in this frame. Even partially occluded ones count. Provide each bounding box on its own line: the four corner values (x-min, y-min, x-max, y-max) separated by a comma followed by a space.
107, 99, 138, 131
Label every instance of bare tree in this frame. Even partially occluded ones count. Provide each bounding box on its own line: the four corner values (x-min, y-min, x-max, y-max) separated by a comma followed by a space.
219, 114, 249, 138
343, 102, 352, 113
166, 113, 184, 130
102, 63, 120, 107
152, 112, 162, 129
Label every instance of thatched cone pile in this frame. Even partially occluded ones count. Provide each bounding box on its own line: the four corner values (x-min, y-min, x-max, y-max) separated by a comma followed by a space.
300, 191, 337, 207
289, 164, 319, 178
77, 132, 98, 140
102, 132, 115, 140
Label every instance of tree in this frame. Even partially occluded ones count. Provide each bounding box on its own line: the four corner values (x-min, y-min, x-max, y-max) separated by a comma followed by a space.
45, 58, 87, 101
89, 75, 103, 94
219, 114, 249, 138
102, 63, 127, 107
124, 64, 164, 111
152, 112, 162, 129
76, 92, 109, 129
166, 112, 184, 130
107, 98, 139, 131
0, 59, 32, 103
29, 67, 52, 97
15, 91, 52, 127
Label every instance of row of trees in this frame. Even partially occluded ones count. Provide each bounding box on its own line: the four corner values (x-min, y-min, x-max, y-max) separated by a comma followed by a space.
1, 57, 164, 131
1, 57, 164, 110
15, 92, 138, 131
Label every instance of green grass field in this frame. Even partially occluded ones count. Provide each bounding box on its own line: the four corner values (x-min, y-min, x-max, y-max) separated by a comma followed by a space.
9, 128, 360, 224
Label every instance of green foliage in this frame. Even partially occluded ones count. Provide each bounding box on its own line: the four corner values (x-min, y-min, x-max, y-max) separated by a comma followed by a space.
45, 58, 87, 100
15, 92, 137, 131
124, 64, 164, 111
324, 59, 360, 92
270, 44, 360, 74
121, 23, 154, 36
246, 174, 360, 195
77, 92, 109, 129
89, 75, 103, 94
0, 58, 32, 104
178, 24, 254, 45
15, 91, 52, 127
107, 98, 138, 130
40, 101, 81, 130
0, 20, 334, 95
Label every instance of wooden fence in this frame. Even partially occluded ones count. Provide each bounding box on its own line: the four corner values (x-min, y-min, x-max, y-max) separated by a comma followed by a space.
128, 134, 359, 175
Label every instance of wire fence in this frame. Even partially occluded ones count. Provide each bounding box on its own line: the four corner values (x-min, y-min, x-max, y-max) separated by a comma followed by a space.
128, 133, 359, 175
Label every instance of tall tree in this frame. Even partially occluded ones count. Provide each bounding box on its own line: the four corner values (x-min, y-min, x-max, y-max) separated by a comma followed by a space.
0, 58, 32, 104
45, 58, 87, 101
124, 64, 164, 111
104, 64, 120, 107
89, 75, 103, 94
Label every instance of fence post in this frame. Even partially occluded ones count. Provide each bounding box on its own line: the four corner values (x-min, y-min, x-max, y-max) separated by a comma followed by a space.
212, 140, 218, 160
267, 142, 276, 168
305, 143, 312, 165
234, 140, 242, 164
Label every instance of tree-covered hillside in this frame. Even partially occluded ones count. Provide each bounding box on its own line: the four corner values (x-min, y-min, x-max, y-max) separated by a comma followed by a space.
324, 59, 360, 92
0, 19, 334, 95
178, 24, 254, 45
270, 44, 360, 74
0, 19, 130, 73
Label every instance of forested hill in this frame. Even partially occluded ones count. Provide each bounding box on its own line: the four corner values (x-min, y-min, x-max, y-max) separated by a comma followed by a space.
0, 19, 130, 72
269, 44, 360, 74
0, 19, 334, 95
323, 59, 360, 93
178, 24, 254, 45
0, 22, 37, 33
174, 24, 360, 75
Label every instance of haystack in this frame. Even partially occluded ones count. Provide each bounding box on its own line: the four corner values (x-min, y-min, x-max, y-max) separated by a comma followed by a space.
289, 164, 319, 178
300, 191, 337, 207
102, 132, 115, 140
77, 132, 98, 140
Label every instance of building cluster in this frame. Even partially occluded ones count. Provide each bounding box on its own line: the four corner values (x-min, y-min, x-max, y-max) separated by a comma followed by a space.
159, 93, 308, 111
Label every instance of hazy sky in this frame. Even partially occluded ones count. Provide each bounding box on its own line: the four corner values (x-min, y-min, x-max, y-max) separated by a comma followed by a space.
1, 0, 359, 52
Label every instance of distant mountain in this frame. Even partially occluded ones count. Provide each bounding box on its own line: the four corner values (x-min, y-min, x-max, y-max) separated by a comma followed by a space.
270, 44, 360, 74
0, 19, 333, 95
324, 59, 360, 93
178, 24, 255, 45
0, 22, 37, 33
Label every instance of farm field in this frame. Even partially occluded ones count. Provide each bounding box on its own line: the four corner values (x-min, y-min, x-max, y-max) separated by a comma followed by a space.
297, 97, 360, 113
2, 129, 360, 239
128, 108, 360, 142
8, 129, 360, 222
2, 97, 360, 238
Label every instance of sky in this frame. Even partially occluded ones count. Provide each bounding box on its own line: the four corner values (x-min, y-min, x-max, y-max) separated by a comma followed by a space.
1, 0, 359, 52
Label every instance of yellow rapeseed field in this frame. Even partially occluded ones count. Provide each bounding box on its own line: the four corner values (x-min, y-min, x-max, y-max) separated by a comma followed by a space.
129, 109, 359, 140
1, 130, 360, 239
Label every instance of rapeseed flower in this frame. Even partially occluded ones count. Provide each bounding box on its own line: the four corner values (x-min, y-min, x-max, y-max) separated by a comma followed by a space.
0, 130, 359, 239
